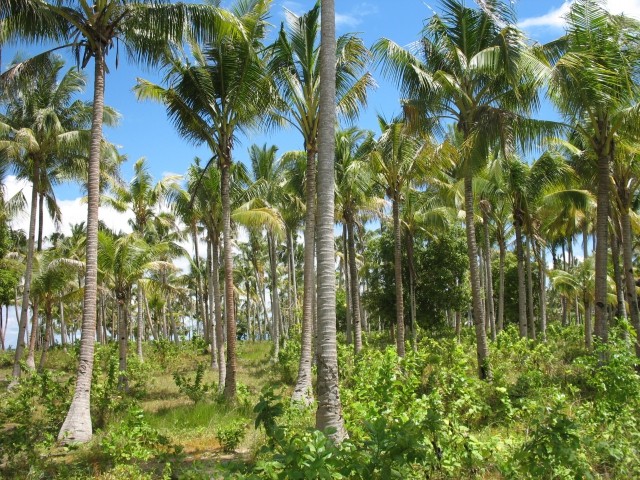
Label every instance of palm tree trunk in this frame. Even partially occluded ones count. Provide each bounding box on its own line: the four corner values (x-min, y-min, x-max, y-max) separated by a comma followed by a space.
292, 148, 316, 405
136, 282, 144, 361
211, 234, 225, 387
38, 304, 53, 371
464, 176, 490, 379
535, 241, 547, 341
621, 207, 640, 357
25, 299, 39, 370
221, 159, 237, 400
117, 291, 128, 389
392, 195, 405, 357
59, 49, 106, 443
514, 213, 528, 338
594, 151, 610, 342
611, 232, 626, 321
11, 154, 40, 379
342, 225, 352, 345
347, 217, 363, 355
525, 235, 536, 340
481, 206, 496, 341
498, 236, 506, 333
288, 229, 298, 325
405, 230, 417, 351
315, 0, 346, 441
268, 232, 281, 361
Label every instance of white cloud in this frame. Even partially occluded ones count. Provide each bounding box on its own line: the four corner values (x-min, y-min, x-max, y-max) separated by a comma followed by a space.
278, 1, 378, 29
520, 0, 640, 31
4, 175, 133, 241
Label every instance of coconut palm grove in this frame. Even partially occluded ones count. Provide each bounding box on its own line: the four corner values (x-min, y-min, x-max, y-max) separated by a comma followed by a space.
1, 0, 640, 477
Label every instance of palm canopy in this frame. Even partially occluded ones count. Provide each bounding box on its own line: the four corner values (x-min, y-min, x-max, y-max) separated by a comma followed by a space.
1, 0, 232, 71
266, 1, 374, 146
134, 0, 272, 166
373, 0, 554, 171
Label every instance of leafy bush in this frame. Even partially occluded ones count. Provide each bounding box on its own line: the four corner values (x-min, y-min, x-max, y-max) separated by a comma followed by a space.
0, 370, 73, 476
173, 363, 214, 403
216, 421, 247, 453
100, 406, 180, 464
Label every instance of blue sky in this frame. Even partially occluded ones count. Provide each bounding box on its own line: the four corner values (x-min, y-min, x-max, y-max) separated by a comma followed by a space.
3, 0, 640, 227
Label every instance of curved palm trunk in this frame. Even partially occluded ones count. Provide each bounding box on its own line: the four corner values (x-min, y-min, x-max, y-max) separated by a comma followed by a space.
292, 148, 316, 404
25, 298, 39, 370
268, 232, 281, 360
59, 49, 106, 443
315, 0, 346, 441
392, 195, 405, 357
11, 155, 40, 379
497, 235, 506, 333
594, 151, 610, 343
525, 235, 536, 340
464, 176, 490, 379
621, 207, 640, 357
346, 217, 363, 354
481, 207, 496, 341
514, 213, 528, 338
221, 160, 237, 400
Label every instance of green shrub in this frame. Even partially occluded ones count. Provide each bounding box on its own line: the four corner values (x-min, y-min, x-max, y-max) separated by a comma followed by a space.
216, 421, 247, 453
100, 406, 180, 464
173, 363, 214, 403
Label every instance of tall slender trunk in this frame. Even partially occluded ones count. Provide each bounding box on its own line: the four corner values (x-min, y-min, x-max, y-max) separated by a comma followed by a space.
497, 235, 506, 333
514, 211, 528, 338
288, 230, 298, 326
621, 206, 640, 357
535, 241, 547, 341
594, 149, 610, 343
292, 148, 316, 405
315, 0, 346, 440
59, 49, 105, 443
136, 282, 144, 361
221, 158, 237, 400
525, 235, 536, 340
117, 290, 129, 390
464, 175, 490, 379
405, 230, 418, 351
611, 232, 626, 321
347, 217, 363, 355
392, 195, 405, 357
268, 232, 281, 361
480, 204, 496, 341
12, 155, 40, 379
342, 225, 352, 345
25, 299, 39, 370
207, 235, 219, 371
38, 303, 53, 371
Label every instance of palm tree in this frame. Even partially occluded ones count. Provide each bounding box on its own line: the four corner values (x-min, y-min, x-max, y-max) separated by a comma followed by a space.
335, 128, 377, 354
370, 118, 428, 357
315, 0, 346, 442
31, 249, 83, 370
135, 0, 272, 400
267, 2, 373, 404
0, 54, 99, 377
545, 0, 640, 343
102, 157, 180, 360
374, 0, 550, 378
3, 0, 225, 443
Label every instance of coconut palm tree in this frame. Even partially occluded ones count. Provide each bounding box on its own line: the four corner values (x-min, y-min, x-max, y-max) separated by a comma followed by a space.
370, 118, 428, 357
335, 128, 377, 354
3, 0, 225, 443
267, 2, 373, 404
0, 54, 101, 376
374, 0, 552, 378
314, 0, 347, 442
545, 0, 640, 343
31, 249, 83, 370
135, 0, 273, 400
102, 157, 180, 360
